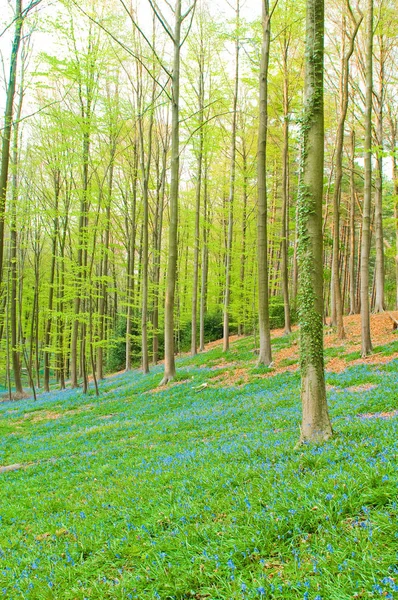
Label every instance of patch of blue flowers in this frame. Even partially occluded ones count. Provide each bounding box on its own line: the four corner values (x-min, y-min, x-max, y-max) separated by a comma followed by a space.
0, 342, 397, 599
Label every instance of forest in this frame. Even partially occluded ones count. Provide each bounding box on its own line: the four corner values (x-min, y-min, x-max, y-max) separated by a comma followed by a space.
0, 0, 397, 597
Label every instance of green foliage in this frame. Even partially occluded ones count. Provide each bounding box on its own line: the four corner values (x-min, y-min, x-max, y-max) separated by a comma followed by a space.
177, 310, 231, 353
105, 318, 127, 373
268, 297, 297, 329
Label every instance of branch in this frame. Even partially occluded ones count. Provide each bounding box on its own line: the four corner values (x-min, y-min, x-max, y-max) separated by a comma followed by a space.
147, 0, 174, 40
69, 0, 172, 98
180, 0, 197, 48
118, 0, 172, 78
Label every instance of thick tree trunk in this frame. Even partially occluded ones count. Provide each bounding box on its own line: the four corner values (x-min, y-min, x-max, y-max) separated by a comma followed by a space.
298, 0, 332, 443
257, 0, 272, 365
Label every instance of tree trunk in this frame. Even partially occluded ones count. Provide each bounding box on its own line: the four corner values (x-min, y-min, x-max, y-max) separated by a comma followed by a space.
160, 0, 182, 385
125, 146, 138, 371
387, 107, 398, 308
298, 0, 332, 443
238, 144, 248, 336
281, 34, 291, 335
331, 6, 362, 337
10, 79, 23, 396
0, 0, 23, 289
152, 135, 166, 364
191, 47, 204, 356
349, 128, 357, 314
257, 0, 272, 365
199, 159, 209, 352
223, 0, 240, 354
97, 155, 115, 380
360, 0, 373, 356
44, 171, 60, 391
373, 33, 385, 313
138, 85, 155, 375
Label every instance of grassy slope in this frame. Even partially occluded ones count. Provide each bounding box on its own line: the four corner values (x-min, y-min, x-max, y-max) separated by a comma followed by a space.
0, 331, 397, 600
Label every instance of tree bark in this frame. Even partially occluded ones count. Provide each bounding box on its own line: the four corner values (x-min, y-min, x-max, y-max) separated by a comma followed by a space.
360, 0, 373, 356
44, 170, 60, 391
10, 75, 24, 395
257, 0, 272, 365
0, 0, 23, 289
298, 0, 332, 443
199, 158, 209, 351
281, 32, 291, 335
223, 0, 240, 353
387, 106, 398, 308
160, 0, 183, 385
191, 42, 204, 356
349, 128, 357, 314
373, 33, 385, 313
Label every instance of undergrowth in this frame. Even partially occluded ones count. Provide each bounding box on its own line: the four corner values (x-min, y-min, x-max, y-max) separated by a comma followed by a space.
0, 336, 397, 599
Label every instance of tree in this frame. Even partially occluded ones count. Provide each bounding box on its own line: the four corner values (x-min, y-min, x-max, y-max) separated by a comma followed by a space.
256, 0, 273, 366
223, 0, 240, 354
297, 0, 332, 442
360, 0, 373, 356
330, 0, 362, 339
0, 0, 41, 289
157, 0, 196, 384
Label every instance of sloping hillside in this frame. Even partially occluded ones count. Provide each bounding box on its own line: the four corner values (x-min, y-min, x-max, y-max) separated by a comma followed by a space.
0, 315, 397, 599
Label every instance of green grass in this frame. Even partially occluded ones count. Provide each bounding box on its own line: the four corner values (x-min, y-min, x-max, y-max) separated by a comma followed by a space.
0, 338, 397, 599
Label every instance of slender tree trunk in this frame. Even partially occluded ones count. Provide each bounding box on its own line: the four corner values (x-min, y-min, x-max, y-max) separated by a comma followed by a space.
44, 171, 60, 391
257, 0, 272, 365
191, 47, 204, 356
238, 145, 248, 336
136, 57, 156, 374
356, 219, 362, 312
10, 84, 23, 395
125, 148, 138, 371
71, 123, 91, 386
223, 0, 240, 353
199, 159, 209, 352
152, 136, 166, 364
0, 0, 23, 289
349, 129, 357, 314
387, 108, 398, 308
360, 0, 373, 356
97, 156, 115, 379
160, 0, 183, 385
281, 35, 291, 334
331, 6, 361, 337
373, 34, 385, 313
298, 0, 332, 443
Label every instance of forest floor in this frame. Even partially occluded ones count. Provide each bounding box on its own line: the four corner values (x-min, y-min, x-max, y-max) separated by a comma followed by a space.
0, 313, 397, 599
